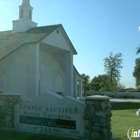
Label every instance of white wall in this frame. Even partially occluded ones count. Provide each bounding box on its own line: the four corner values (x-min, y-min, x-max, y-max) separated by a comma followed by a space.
103, 92, 140, 98
0, 44, 65, 99
0, 44, 29, 95
41, 28, 71, 52
0, 43, 40, 99
40, 50, 65, 94
0, 27, 75, 98
0, 64, 8, 92
73, 71, 77, 98
27, 43, 40, 99
84, 90, 140, 98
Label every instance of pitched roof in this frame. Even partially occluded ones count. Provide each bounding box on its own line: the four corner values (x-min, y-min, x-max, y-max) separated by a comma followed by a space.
0, 32, 47, 60
26, 24, 60, 34
0, 24, 77, 61
73, 66, 84, 81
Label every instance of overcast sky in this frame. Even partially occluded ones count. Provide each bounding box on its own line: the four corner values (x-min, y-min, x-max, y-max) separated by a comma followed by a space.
0, 0, 140, 88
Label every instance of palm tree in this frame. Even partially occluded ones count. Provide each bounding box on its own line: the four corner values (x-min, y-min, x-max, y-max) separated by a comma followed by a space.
81, 74, 90, 84
136, 45, 140, 54
81, 74, 90, 91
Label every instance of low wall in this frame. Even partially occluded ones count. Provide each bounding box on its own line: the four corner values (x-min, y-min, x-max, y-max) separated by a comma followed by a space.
84, 90, 140, 98
103, 92, 140, 98
0, 94, 21, 127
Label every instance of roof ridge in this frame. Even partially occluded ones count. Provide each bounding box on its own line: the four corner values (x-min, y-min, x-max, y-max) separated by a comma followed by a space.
26, 24, 61, 34
37, 24, 62, 28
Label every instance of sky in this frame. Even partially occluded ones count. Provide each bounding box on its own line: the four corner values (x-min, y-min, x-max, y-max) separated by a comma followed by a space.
0, 0, 140, 88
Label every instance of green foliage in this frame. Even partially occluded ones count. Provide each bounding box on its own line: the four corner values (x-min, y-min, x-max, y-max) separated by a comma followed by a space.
81, 73, 90, 90
90, 74, 110, 91
136, 85, 140, 91
90, 75, 125, 91
133, 58, 140, 87
56, 92, 64, 97
116, 82, 125, 91
104, 52, 123, 91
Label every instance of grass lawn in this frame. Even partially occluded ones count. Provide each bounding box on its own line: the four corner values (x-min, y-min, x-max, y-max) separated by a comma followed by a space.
0, 102, 140, 140
111, 102, 140, 140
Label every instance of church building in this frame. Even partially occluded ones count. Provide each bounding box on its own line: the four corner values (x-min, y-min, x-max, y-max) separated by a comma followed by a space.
0, 0, 84, 99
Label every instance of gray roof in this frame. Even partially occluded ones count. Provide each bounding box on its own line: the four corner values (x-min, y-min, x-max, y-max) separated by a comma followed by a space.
73, 66, 85, 81
27, 24, 60, 34
0, 24, 77, 61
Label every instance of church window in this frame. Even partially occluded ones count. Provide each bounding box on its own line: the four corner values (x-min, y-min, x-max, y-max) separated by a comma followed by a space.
29, 10, 32, 19
20, 9, 24, 18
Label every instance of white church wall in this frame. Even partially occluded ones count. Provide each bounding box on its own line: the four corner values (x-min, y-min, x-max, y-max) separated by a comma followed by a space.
41, 28, 71, 52
52, 53, 65, 71
64, 52, 73, 96
0, 64, 8, 92
13, 20, 37, 33
0, 43, 66, 98
73, 71, 77, 98
40, 50, 65, 95
27, 43, 40, 99
0, 43, 41, 99
0, 44, 29, 95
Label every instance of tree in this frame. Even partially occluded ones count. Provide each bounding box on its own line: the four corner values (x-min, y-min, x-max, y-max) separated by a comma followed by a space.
81, 74, 90, 90
104, 52, 123, 91
133, 58, 140, 87
136, 45, 140, 54
90, 74, 110, 91
116, 83, 125, 91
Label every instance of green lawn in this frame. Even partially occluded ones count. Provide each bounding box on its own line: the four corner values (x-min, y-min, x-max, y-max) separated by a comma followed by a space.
0, 102, 140, 140
111, 102, 140, 140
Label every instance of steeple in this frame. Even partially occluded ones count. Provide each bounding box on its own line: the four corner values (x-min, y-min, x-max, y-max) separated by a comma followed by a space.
19, 0, 32, 20
22, 0, 30, 4
12, 0, 37, 33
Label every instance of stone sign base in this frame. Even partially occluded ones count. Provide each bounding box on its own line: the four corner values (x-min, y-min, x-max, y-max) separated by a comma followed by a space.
0, 94, 21, 128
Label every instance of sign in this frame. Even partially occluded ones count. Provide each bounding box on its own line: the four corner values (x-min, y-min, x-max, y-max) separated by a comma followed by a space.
20, 115, 76, 129
14, 93, 86, 137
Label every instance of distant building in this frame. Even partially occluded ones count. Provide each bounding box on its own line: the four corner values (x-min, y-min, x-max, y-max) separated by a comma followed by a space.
0, 0, 84, 99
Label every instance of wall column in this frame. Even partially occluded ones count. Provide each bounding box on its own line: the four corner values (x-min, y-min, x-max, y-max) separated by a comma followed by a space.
35, 44, 40, 97
65, 52, 73, 96
79, 79, 83, 99
73, 73, 77, 98
27, 43, 40, 99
